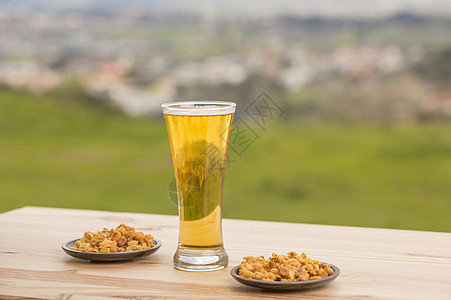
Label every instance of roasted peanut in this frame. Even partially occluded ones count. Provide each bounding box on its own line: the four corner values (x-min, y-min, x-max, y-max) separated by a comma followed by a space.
71, 224, 155, 253
117, 236, 127, 247
111, 230, 122, 241
238, 252, 334, 282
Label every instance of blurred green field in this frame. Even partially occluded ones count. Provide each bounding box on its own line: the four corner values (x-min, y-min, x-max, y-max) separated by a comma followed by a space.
1, 89, 450, 232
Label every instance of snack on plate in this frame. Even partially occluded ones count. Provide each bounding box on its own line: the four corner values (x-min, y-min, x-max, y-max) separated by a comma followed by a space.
238, 252, 334, 282
71, 224, 155, 253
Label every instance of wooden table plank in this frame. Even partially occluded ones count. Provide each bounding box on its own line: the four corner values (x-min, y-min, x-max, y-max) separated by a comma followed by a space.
0, 206, 450, 299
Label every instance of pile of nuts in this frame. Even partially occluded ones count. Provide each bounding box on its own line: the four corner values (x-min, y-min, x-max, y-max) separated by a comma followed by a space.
238, 252, 334, 282
71, 224, 155, 253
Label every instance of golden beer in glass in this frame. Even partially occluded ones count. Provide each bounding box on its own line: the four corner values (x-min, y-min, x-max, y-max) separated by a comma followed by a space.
162, 101, 235, 271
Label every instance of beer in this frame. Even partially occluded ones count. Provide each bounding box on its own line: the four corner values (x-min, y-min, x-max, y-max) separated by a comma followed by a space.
162, 101, 235, 271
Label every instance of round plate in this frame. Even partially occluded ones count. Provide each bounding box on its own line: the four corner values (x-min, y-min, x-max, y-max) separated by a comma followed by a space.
230, 263, 340, 291
62, 238, 162, 262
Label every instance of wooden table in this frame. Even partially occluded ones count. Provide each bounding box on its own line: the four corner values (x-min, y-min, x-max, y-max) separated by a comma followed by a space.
0, 206, 450, 299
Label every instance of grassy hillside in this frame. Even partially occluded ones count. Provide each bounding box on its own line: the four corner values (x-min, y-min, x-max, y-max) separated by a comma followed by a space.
1, 89, 450, 232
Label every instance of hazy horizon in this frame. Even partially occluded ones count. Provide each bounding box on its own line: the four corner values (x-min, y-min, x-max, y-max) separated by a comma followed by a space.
1, 0, 451, 19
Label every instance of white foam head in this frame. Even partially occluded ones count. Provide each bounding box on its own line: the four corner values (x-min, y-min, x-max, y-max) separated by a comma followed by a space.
161, 101, 236, 116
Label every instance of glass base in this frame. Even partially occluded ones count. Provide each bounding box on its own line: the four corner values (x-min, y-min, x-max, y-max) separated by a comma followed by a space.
173, 245, 229, 272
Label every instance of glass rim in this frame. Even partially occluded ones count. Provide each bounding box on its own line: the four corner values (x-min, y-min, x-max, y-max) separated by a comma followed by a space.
161, 101, 236, 116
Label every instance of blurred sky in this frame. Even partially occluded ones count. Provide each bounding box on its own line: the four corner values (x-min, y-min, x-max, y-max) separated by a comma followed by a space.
1, 0, 451, 18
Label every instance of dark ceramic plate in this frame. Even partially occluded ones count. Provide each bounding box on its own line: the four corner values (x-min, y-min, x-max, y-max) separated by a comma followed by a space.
62, 238, 161, 262
230, 264, 340, 291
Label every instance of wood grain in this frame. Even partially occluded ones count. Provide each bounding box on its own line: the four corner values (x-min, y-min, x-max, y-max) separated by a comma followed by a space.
0, 206, 450, 299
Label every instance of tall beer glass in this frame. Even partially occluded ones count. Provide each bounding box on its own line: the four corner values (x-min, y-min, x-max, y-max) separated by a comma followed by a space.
162, 101, 235, 271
